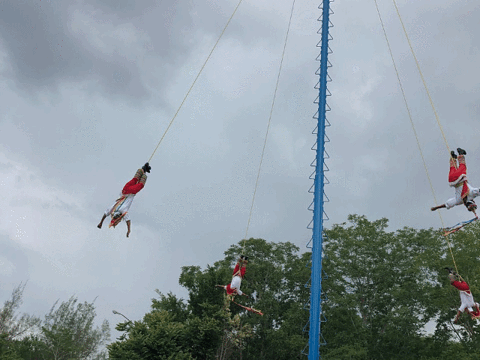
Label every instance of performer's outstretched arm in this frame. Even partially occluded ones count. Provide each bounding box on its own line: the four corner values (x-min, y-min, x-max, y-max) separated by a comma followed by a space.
431, 204, 446, 211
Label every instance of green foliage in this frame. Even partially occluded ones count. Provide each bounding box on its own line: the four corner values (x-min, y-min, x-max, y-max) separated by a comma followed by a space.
0, 286, 109, 359
0, 334, 22, 360
180, 239, 310, 360
39, 296, 110, 360
108, 216, 480, 359
108, 291, 222, 360
322, 214, 480, 359
216, 296, 253, 360
222, 239, 310, 360
108, 238, 310, 359
0, 283, 41, 341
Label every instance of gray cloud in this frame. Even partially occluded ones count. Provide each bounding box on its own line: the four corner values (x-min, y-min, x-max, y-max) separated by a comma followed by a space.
0, 0, 479, 341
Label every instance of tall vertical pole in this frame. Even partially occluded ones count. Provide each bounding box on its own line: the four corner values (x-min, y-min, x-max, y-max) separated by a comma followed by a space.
308, 0, 331, 358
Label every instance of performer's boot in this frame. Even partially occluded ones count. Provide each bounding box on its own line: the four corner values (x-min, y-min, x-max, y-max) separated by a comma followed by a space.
451, 151, 457, 159
457, 148, 467, 156
142, 162, 151, 173
134, 168, 144, 180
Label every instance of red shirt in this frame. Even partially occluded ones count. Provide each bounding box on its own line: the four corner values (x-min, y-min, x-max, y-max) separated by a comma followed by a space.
226, 263, 246, 295
452, 280, 471, 294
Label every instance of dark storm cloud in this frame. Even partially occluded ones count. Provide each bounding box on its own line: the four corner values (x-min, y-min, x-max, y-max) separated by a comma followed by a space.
0, 0, 293, 105
82, 0, 195, 56
0, 0, 200, 103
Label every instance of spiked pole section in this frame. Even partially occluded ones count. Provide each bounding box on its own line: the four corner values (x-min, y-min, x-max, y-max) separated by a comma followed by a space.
306, 0, 333, 359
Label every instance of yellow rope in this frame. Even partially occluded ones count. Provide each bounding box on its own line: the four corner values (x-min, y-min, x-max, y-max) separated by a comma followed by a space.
147, 0, 245, 163
374, 0, 459, 273
243, 0, 297, 252
391, 0, 450, 153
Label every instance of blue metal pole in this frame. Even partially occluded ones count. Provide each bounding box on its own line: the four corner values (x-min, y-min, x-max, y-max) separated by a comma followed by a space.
308, 0, 331, 359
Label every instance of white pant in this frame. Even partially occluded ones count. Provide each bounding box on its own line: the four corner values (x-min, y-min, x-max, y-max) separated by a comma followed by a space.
105, 194, 135, 221
459, 291, 479, 312
230, 276, 243, 295
445, 183, 480, 209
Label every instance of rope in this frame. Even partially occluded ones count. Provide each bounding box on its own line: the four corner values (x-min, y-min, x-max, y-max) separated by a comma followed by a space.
391, 0, 450, 153
242, 0, 297, 252
147, 0, 245, 163
373, 0, 459, 273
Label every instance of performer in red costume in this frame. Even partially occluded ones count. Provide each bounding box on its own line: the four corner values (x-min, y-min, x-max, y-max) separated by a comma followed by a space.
218, 256, 249, 297
445, 267, 480, 322
216, 256, 263, 315
97, 163, 151, 237
431, 148, 479, 213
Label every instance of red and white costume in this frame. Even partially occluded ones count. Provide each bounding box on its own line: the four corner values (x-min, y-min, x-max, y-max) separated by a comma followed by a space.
445, 155, 480, 209
451, 280, 480, 317
225, 262, 246, 296
105, 177, 145, 225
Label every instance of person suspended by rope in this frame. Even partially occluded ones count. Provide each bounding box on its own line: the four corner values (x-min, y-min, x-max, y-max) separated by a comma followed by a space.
217, 255, 249, 297
97, 163, 151, 237
445, 267, 480, 322
216, 256, 263, 315
431, 148, 480, 214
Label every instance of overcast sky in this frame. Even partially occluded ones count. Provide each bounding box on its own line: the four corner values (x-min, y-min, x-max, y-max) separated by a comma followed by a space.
0, 0, 479, 342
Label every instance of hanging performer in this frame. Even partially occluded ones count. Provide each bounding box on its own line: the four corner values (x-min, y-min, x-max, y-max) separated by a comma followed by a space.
431, 148, 480, 213
216, 255, 263, 315
445, 267, 480, 322
217, 255, 249, 297
97, 163, 151, 237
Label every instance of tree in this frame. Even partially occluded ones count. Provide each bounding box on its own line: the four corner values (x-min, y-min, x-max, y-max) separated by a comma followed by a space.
1, 335, 49, 360
0, 333, 22, 360
320, 214, 480, 359
108, 291, 222, 360
426, 220, 480, 352
0, 283, 110, 359
106, 221, 480, 359
39, 296, 110, 360
179, 238, 310, 360
0, 283, 40, 341
108, 238, 310, 359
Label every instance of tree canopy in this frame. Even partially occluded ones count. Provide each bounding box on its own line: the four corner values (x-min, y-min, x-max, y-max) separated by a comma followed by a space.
107, 215, 480, 359
3, 215, 479, 359
0, 290, 110, 360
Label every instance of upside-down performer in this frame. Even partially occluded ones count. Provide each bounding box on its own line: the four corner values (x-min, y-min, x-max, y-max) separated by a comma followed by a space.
431, 148, 480, 213
97, 163, 151, 237
218, 256, 249, 297
216, 256, 263, 315
445, 267, 480, 322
